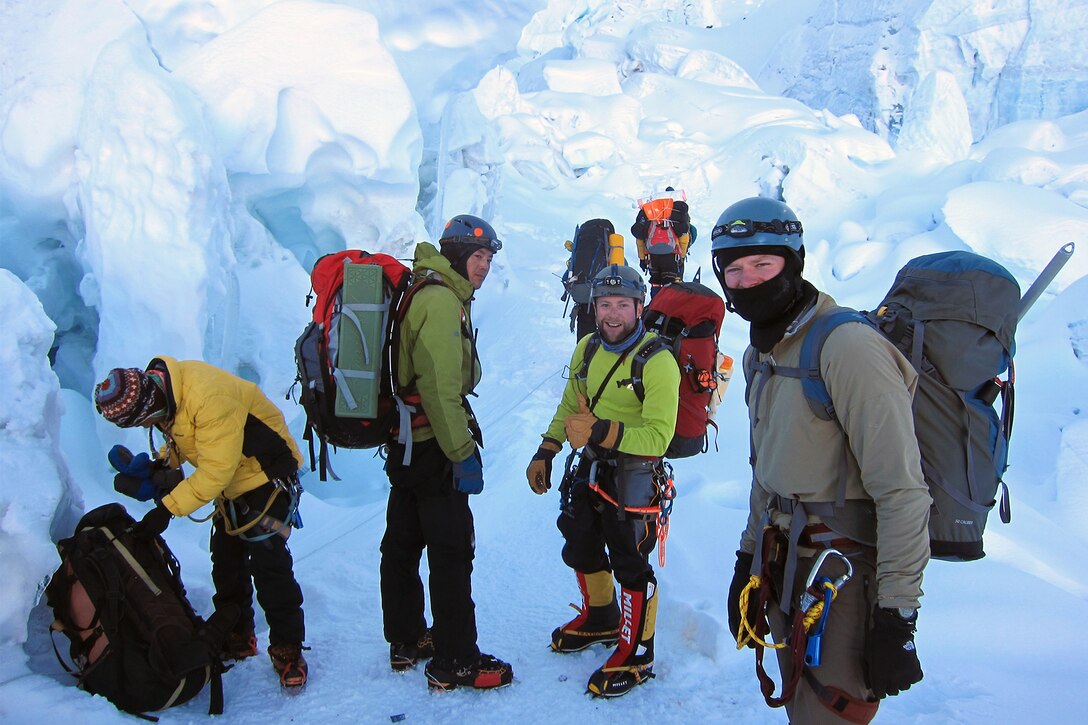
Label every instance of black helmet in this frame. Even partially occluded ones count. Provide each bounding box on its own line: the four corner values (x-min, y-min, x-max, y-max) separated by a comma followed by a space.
439, 214, 503, 253
590, 264, 647, 302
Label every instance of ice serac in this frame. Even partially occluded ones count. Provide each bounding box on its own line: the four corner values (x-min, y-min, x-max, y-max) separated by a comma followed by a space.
174, 0, 426, 263
0, 271, 77, 656
758, 0, 1088, 141
74, 31, 236, 380
897, 70, 972, 163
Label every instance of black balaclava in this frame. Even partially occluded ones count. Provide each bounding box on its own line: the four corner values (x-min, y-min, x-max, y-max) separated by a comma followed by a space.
440, 241, 476, 281
714, 245, 817, 353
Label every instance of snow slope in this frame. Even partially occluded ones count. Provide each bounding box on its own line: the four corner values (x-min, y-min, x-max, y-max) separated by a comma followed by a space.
2, 1, 1088, 723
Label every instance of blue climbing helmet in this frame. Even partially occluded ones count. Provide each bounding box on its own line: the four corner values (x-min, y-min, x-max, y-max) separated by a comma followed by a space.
439, 214, 503, 253
710, 197, 803, 255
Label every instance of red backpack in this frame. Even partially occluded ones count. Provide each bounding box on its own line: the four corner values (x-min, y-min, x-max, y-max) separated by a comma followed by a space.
640, 279, 726, 457
293, 250, 419, 480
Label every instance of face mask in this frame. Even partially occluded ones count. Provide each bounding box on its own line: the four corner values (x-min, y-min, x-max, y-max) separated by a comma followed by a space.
725, 268, 801, 324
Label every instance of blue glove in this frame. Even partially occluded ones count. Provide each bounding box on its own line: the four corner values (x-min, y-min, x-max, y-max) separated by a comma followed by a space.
108, 445, 152, 477
114, 473, 159, 502
452, 452, 484, 495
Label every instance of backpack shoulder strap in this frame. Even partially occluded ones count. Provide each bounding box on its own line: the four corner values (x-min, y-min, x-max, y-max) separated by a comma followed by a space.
629, 336, 670, 403
576, 334, 602, 382
769, 309, 873, 422
742, 346, 758, 407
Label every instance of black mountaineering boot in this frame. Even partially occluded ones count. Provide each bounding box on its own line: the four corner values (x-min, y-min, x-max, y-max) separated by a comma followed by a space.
390, 628, 434, 672
268, 643, 309, 692
424, 653, 513, 691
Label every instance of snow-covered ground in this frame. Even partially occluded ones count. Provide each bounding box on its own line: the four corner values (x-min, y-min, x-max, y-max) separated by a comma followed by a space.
3, 1, 1088, 723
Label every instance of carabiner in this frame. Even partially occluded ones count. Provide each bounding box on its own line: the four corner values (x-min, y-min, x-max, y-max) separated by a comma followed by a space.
799, 548, 853, 613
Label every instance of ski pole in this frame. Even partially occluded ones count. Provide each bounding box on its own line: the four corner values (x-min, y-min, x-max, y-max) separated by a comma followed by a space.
1018, 242, 1075, 321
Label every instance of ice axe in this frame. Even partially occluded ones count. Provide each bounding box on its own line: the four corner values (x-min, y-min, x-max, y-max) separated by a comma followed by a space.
1018, 242, 1075, 321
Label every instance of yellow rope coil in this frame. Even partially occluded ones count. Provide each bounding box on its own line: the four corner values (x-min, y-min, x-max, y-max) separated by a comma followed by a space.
801, 581, 839, 630
736, 576, 785, 650
735, 577, 840, 650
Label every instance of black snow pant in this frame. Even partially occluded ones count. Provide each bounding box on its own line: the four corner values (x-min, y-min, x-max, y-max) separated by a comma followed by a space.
557, 473, 658, 591
210, 480, 305, 646
380, 438, 479, 662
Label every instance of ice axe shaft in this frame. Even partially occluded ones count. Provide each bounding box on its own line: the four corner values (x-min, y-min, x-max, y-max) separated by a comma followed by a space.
1018, 242, 1075, 322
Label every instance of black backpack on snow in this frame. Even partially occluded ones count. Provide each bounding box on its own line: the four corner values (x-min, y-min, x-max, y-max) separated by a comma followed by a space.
744, 251, 1021, 561
561, 218, 616, 339
45, 503, 236, 717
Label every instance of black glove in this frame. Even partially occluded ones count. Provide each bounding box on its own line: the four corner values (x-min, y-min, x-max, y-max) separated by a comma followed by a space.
727, 551, 760, 648
865, 606, 923, 698
130, 500, 173, 539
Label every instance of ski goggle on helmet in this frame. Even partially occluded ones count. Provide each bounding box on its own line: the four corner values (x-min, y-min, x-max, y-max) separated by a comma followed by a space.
439, 214, 503, 253
710, 197, 803, 254
590, 264, 647, 302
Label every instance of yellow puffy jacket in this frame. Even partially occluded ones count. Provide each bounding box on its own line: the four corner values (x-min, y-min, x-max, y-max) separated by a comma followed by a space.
152, 356, 303, 517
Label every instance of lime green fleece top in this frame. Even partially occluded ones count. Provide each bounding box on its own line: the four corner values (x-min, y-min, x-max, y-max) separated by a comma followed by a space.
545, 331, 680, 456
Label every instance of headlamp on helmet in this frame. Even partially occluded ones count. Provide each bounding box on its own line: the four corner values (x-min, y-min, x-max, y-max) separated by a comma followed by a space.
589, 264, 646, 301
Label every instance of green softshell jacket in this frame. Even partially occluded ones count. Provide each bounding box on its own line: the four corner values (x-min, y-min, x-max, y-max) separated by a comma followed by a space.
396, 242, 481, 464
740, 292, 931, 609
544, 331, 680, 457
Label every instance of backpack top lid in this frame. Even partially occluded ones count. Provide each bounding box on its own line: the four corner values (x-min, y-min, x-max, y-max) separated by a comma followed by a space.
309, 251, 411, 324
644, 281, 724, 338
880, 250, 1021, 357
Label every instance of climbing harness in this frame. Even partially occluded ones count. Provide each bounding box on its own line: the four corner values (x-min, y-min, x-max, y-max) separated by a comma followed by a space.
217, 475, 304, 542
736, 527, 856, 709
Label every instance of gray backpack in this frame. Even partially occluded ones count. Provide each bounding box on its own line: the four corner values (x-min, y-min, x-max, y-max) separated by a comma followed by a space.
745, 251, 1020, 561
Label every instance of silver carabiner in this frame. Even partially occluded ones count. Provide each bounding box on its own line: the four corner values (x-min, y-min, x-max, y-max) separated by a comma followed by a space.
799, 548, 854, 613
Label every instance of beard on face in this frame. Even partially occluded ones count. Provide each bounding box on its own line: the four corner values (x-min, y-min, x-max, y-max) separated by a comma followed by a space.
598, 315, 637, 344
